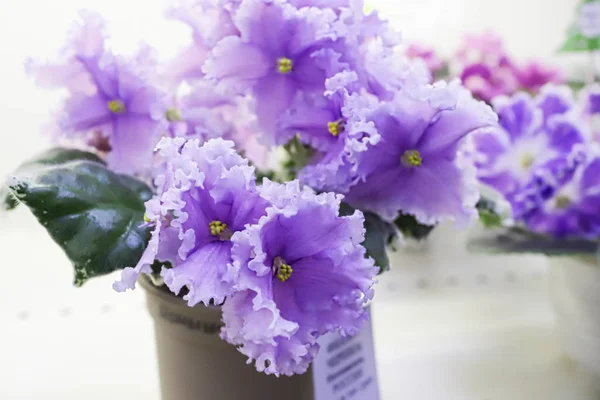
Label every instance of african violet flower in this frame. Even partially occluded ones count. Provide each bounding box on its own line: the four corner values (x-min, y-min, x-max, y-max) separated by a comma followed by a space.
451, 31, 563, 102
583, 84, 600, 115
357, 40, 430, 100
472, 87, 583, 202
516, 61, 564, 94
26, 11, 167, 175
204, 0, 347, 143
280, 71, 379, 193
114, 137, 270, 306
222, 180, 377, 376
512, 145, 600, 238
460, 63, 519, 104
581, 84, 600, 141
155, 81, 236, 140
163, 0, 239, 88
341, 81, 497, 224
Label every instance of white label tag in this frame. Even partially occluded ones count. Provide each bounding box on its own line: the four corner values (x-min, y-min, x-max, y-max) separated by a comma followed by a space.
312, 307, 379, 400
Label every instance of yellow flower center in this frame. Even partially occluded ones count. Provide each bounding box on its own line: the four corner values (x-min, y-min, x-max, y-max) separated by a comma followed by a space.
555, 195, 571, 209
327, 119, 345, 137
143, 213, 151, 223
521, 153, 534, 169
209, 220, 228, 236
401, 150, 422, 167
273, 256, 293, 282
107, 99, 126, 114
166, 108, 182, 122
277, 57, 293, 74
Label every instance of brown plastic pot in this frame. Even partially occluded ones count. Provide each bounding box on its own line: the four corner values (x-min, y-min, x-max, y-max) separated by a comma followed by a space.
141, 277, 315, 400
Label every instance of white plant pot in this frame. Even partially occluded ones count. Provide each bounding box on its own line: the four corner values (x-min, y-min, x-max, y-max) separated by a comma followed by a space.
141, 277, 380, 400
549, 257, 600, 376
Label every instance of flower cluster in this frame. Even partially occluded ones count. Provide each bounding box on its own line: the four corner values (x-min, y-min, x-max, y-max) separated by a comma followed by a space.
473, 83, 600, 238
115, 137, 377, 376
23, 0, 502, 377
406, 32, 564, 102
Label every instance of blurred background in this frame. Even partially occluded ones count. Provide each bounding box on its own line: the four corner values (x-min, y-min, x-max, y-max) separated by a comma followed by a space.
1, 0, 597, 399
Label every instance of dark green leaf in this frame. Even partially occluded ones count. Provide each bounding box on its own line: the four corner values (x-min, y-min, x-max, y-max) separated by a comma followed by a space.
363, 211, 397, 273
2, 148, 105, 211
7, 159, 152, 286
394, 213, 435, 241
476, 198, 504, 228
18, 148, 105, 167
340, 202, 397, 273
282, 136, 314, 181
255, 168, 277, 184
433, 64, 450, 81
467, 227, 599, 257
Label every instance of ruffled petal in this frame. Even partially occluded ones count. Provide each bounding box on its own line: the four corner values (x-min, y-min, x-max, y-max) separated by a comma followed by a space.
203, 36, 271, 94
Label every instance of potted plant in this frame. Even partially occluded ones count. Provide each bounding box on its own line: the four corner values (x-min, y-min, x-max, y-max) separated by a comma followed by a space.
1, 0, 496, 398
467, 0, 600, 376
468, 82, 600, 376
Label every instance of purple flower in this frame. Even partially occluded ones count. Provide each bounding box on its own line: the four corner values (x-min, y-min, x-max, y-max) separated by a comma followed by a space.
155, 81, 271, 168
203, 0, 345, 143
452, 31, 521, 102
26, 10, 106, 94
343, 81, 497, 224
535, 84, 574, 125
163, 0, 239, 88
114, 138, 269, 306
155, 81, 236, 140
460, 63, 519, 103
578, 1, 600, 38
27, 11, 167, 175
288, 72, 381, 193
473, 90, 584, 203
356, 41, 430, 100
221, 180, 377, 376
514, 145, 600, 238
581, 84, 600, 141
516, 61, 564, 94
584, 84, 600, 115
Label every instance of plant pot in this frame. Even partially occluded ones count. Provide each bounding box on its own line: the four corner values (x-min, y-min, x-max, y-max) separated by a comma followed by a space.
141, 277, 380, 400
549, 257, 600, 376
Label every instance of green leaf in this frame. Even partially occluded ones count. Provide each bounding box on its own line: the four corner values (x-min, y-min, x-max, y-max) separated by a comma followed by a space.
363, 211, 397, 273
255, 168, 277, 184
2, 148, 105, 211
394, 213, 435, 241
560, 23, 600, 53
340, 203, 397, 273
467, 227, 600, 257
567, 80, 587, 92
7, 157, 152, 286
476, 198, 504, 228
282, 136, 314, 181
